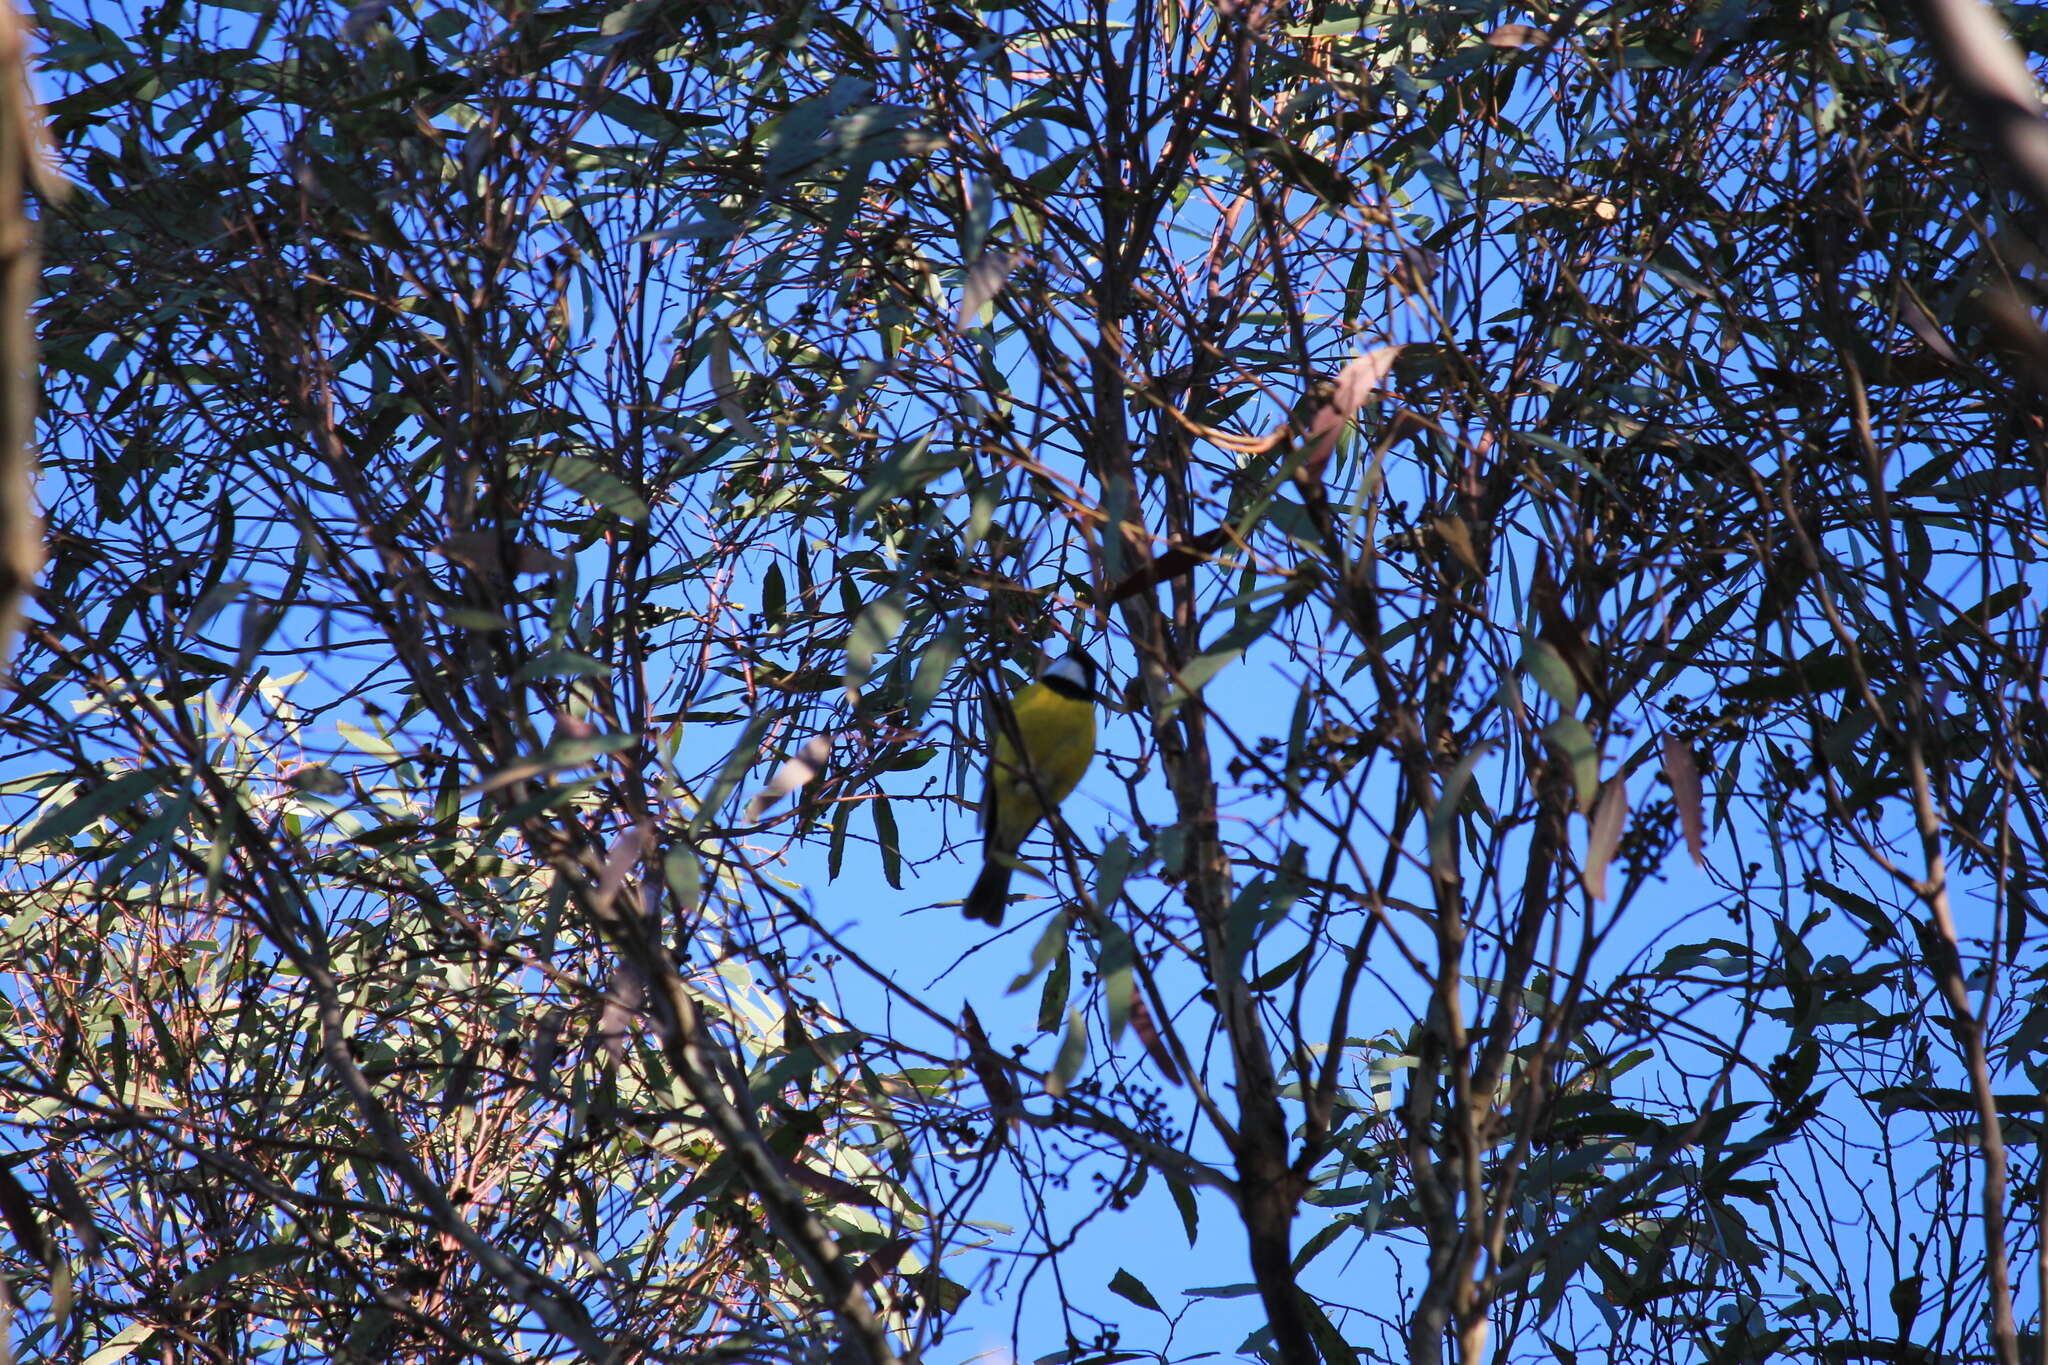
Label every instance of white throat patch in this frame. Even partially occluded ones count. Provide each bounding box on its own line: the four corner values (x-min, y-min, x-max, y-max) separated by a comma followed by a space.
1044, 654, 1092, 690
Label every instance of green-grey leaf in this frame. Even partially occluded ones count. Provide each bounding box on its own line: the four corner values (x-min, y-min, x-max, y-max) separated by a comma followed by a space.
19, 768, 176, 853
1108, 1268, 1163, 1312
542, 454, 649, 522
1429, 743, 1493, 882
1046, 1006, 1087, 1096
1541, 717, 1600, 814
1520, 638, 1579, 714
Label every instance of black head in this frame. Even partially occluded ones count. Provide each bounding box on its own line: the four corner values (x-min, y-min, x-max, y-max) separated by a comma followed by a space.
1040, 650, 1099, 702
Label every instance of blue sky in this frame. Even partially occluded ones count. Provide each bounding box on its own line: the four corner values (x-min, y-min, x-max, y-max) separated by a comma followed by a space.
16, 0, 2048, 1360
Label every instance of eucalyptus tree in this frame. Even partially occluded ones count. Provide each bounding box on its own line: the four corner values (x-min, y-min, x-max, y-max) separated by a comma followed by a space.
5, 0, 2046, 1362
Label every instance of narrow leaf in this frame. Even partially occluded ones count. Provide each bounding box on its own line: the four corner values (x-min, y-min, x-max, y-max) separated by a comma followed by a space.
81, 1324, 155, 1365
1009, 911, 1070, 993
1522, 638, 1580, 714
1128, 990, 1182, 1085
710, 324, 766, 442
1661, 734, 1705, 865
1541, 717, 1600, 814
1303, 348, 1400, 468
872, 796, 903, 889
745, 735, 831, 822
1045, 1006, 1087, 1096
1584, 778, 1629, 900
957, 249, 1017, 329
541, 454, 649, 522
846, 596, 905, 695
1429, 743, 1493, 882
688, 715, 774, 835
1165, 1172, 1200, 1245
18, 768, 173, 854
0, 1163, 47, 1264
1038, 949, 1070, 1033
1101, 923, 1135, 1040
1092, 834, 1133, 908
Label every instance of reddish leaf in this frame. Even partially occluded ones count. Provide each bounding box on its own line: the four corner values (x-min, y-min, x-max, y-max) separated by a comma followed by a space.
958, 250, 1018, 329
853, 1237, 912, 1288
745, 735, 832, 821
1128, 990, 1182, 1086
596, 822, 649, 911
962, 1003, 1020, 1113
1585, 779, 1629, 900
1301, 348, 1401, 475
1104, 526, 1231, 604
1485, 23, 1550, 47
597, 967, 644, 1066
784, 1160, 883, 1207
1662, 734, 1705, 866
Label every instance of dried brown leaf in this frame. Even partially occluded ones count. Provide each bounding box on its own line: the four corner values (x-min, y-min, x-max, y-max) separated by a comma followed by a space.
1302, 348, 1402, 472
745, 735, 832, 822
1485, 22, 1550, 47
1662, 734, 1706, 866
958, 249, 1018, 329
1432, 517, 1483, 576
1103, 526, 1231, 604
1129, 990, 1182, 1086
1585, 778, 1629, 900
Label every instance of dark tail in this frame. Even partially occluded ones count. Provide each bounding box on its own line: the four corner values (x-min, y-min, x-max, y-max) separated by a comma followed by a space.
963, 860, 1013, 926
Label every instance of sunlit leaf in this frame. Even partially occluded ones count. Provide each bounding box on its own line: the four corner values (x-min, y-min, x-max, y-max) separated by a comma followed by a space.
1583, 778, 1629, 900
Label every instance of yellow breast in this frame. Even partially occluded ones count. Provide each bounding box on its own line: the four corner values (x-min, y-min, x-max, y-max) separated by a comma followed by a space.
986, 681, 1096, 854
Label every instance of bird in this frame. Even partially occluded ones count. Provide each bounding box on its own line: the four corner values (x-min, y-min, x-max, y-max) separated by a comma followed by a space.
962, 649, 1099, 926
